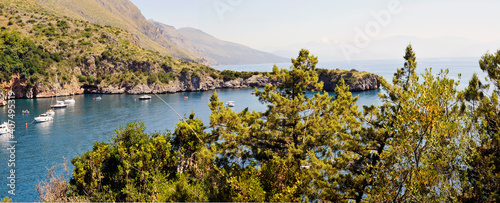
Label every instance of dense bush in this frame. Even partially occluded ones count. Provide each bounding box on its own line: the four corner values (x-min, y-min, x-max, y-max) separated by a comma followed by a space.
70, 121, 180, 202
209, 72, 218, 79
77, 75, 86, 83
316, 68, 329, 76
0, 30, 57, 82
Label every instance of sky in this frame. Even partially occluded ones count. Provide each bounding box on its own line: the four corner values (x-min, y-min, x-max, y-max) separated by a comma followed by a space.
130, 0, 500, 61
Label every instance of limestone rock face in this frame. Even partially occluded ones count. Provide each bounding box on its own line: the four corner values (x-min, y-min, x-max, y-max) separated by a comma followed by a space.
320, 74, 380, 92
346, 75, 380, 92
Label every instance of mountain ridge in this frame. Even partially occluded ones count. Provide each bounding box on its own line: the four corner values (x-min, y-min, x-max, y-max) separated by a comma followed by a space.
177, 27, 289, 65
35, 0, 287, 66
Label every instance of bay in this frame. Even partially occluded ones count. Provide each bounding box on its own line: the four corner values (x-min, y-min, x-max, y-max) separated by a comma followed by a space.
0, 57, 489, 201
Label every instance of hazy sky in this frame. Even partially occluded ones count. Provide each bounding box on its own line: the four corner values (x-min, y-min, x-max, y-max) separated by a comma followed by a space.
130, 0, 500, 60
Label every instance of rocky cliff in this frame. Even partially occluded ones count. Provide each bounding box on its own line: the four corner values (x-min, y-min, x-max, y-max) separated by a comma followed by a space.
0, 74, 85, 106
319, 73, 380, 92
82, 72, 379, 95
84, 74, 278, 94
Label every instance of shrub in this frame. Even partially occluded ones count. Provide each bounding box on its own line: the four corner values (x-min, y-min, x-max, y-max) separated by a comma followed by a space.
56, 20, 69, 29
147, 74, 158, 84
343, 77, 357, 84
316, 68, 328, 76
87, 76, 95, 84
82, 32, 91, 38
210, 72, 218, 79
180, 67, 190, 76
77, 40, 92, 46
77, 75, 86, 83
157, 72, 175, 84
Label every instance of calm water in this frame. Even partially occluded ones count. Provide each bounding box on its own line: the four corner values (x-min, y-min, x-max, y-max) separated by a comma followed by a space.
215, 57, 488, 90
0, 57, 489, 201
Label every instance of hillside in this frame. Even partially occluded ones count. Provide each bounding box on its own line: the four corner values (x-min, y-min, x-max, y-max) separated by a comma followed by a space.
34, 0, 205, 63
177, 27, 289, 65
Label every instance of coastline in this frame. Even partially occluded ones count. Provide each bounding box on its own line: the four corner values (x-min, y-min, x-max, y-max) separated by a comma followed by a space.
0, 73, 380, 105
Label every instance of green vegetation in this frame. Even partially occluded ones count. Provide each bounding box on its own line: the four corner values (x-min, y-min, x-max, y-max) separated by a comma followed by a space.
36, 47, 500, 202
0, 30, 58, 82
459, 50, 500, 202
219, 70, 260, 81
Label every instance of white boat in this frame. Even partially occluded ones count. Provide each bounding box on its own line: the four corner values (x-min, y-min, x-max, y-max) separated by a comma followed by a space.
64, 97, 75, 104
50, 100, 67, 108
226, 101, 235, 107
94, 96, 102, 101
0, 122, 13, 135
46, 109, 55, 116
35, 114, 53, 123
138, 95, 152, 100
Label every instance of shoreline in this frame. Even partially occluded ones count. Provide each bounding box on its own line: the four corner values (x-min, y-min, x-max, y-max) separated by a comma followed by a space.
0, 73, 380, 105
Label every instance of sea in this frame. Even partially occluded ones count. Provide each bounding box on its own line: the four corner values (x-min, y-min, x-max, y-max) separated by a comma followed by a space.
0, 57, 490, 201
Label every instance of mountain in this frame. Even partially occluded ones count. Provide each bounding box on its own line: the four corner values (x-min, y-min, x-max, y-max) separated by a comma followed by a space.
177, 27, 289, 65
148, 20, 217, 65
34, 0, 287, 66
35, 0, 205, 63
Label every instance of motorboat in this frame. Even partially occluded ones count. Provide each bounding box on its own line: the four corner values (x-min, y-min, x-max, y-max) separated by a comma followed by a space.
35, 114, 53, 123
138, 95, 152, 100
226, 101, 235, 107
50, 100, 67, 108
46, 109, 55, 116
94, 96, 102, 101
64, 97, 75, 104
22, 110, 30, 114
0, 122, 13, 135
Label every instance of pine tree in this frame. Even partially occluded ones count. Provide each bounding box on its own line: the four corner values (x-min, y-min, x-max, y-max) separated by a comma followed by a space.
208, 49, 357, 201
460, 50, 500, 202
316, 44, 471, 202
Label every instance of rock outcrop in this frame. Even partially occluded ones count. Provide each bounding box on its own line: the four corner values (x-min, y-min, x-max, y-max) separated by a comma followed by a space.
345, 75, 380, 92
0, 74, 85, 105
319, 74, 380, 92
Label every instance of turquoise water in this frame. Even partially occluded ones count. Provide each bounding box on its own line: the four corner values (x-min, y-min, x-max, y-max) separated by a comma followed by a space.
0, 57, 489, 201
